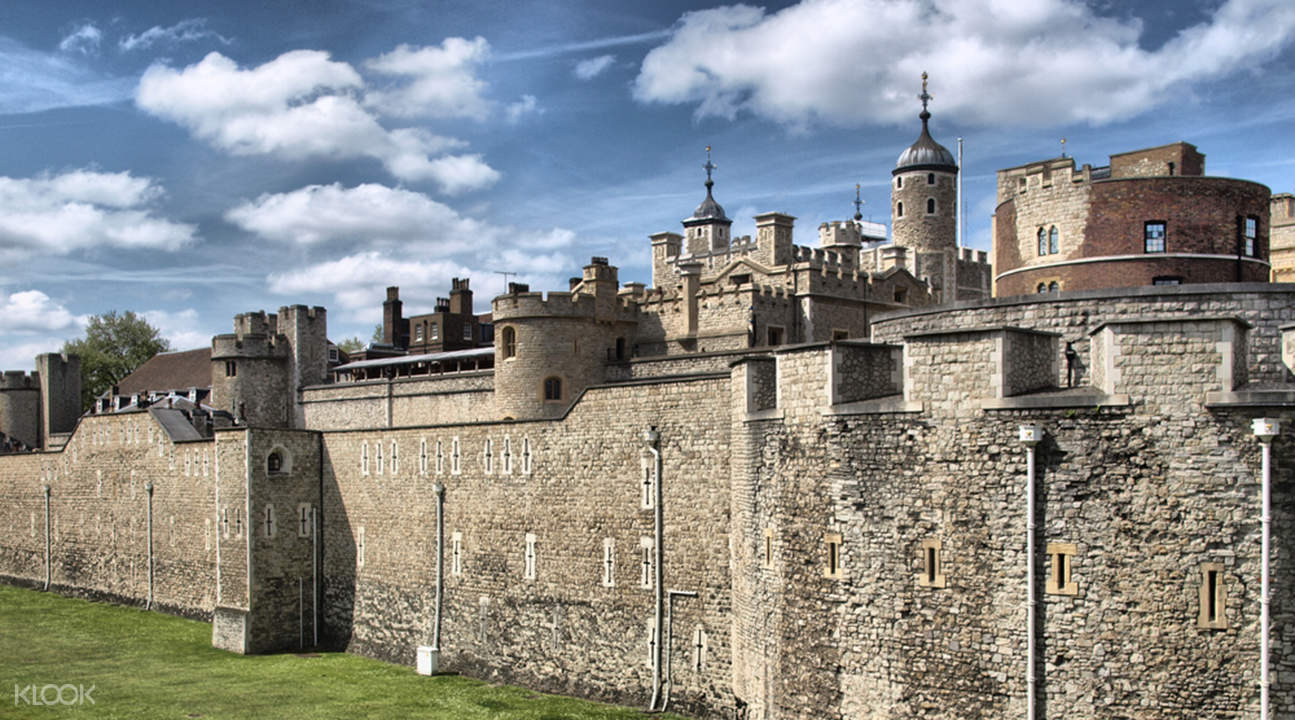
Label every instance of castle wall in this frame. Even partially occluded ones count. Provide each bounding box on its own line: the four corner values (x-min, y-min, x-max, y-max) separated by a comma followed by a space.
0, 411, 217, 617
316, 374, 735, 715
301, 373, 494, 430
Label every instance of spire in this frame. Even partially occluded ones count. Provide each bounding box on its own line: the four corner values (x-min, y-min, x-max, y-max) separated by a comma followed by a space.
918, 71, 933, 125
853, 184, 864, 222
685, 145, 730, 224
894, 71, 956, 174
703, 145, 717, 192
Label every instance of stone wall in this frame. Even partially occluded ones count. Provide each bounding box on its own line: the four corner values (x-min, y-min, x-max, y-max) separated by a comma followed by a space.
301, 373, 494, 430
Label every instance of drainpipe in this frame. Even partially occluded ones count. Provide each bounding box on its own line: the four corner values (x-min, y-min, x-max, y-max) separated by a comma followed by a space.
1253, 418, 1279, 720
645, 427, 664, 712
312, 506, 319, 646
1018, 424, 1042, 720
42, 483, 51, 591
432, 482, 446, 657
145, 482, 154, 610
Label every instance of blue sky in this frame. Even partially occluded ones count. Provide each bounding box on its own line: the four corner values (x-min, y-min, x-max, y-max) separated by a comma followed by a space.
3, 0, 1295, 368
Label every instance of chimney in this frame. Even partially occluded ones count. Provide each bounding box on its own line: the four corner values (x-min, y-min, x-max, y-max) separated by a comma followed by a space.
449, 277, 473, 315
383, 286, 404, 348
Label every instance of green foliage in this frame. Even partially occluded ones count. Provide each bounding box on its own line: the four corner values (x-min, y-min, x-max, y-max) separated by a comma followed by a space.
61, 311, 171, 410
335, 336, 366, 353
0, 585, 683, 719
372, 324, 384, 343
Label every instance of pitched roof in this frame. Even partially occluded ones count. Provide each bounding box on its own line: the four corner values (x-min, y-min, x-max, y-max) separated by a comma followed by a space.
116, 348, 211, 395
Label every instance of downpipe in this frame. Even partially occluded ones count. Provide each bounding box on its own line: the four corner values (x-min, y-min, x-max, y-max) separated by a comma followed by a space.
646, 427, 664, 712
42, 483, 51, 591
433, 482, 446, 655
1019, 425, 1041, 720
1253, 418, 1280, 720
145, 482, 154, 610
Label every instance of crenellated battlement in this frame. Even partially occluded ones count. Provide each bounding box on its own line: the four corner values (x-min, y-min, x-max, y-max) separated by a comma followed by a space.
211, 332, 289, 360
0, 370, 39, 390
492, 290, 639, 323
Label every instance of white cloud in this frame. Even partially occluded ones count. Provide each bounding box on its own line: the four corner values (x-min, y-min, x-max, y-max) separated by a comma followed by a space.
574, 54, 615, 80
365, 37, 493, 120
0, 340, 63, 372
0, 290, 85, 334
505, 94, 541, 123
58, 22, 102, 56
0, 36, 133, 113
634, 0, 1295, 128
137, 50, 497, 186
119, 18, 232, 52
140, 308, 213, 350
0, 170, 197, 258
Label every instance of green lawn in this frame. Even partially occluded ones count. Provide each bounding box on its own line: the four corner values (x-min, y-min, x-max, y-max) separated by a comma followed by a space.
0, 584, 681, 719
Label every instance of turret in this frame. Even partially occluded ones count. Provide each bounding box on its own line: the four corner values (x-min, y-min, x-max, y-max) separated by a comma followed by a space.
0, 370, 40, 450
754, 212, 795, 267
681, 147, 732, 255
892, 72, 958, 301
36, 353, 80, 448
211, 311, 290, 427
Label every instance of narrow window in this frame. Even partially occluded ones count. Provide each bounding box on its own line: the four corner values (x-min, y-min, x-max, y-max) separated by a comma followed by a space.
436, 439, 444, 474
502, 437, 512, 474
927, 172, 935, 185
1145, 221, 1166, 253
524, 533, 537, 580
185, 450, 192, 476
1038, 228, 1048, 256
502, 327, 517, 358
478, 596, 489, 643
926, 197, 936, 214
263, 504, 276, 538
1244, 216, 1258, 257
222, 507, 229, 538
602, 538, 616, 587
267, 450, 283, 474
297, 504, 311, 537
641, 454, 656, 509
415, 324, 424, 342
762, 528, 774, 568
640, 537, 654, 589
1048, 226, 1059, 254
234, 508, 242, 537
205, 518, 212, 551
1037, 283, 1047, 294
1168, 161, 1176, 176
824, 532, 843, 579
463, 323, 472, 341
615, 337, 626, 361
896, 176, 902, 189
1048, 281, 1059, 293
767, 326, 783, 346
1199, 562, 1227, 629
357, 526, 366, 569
896, 201, 904, 218
361, 441, 370, 476
543, 377, 562, 401
375, 440, 384, 475
894, 287, 906, 304
430, 322, 439, 340
390, 440, 399, 476
419, 438, 428, 475
451, 437, 461, 475
225, 360, 237, 377
483, 437, 494, 474
451, 531, 463, 576
1046, 542, 1078, 595
521, 437, 533, 475
917, 537, 946, 588
692, 626, 707, 672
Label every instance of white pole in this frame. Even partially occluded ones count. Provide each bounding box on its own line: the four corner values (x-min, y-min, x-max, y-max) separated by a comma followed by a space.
145, 482, 154, 610
957, 137, 964, 250
1252, 418, 1279, 720
1019, 425, 1041, 720
433, 482, 445, 653
42, 483, 51, 591
646, 427, 664, 712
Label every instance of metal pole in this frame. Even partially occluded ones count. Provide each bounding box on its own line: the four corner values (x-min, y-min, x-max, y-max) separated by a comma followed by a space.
646, 427, 664, 712
1253, 418, 1279, 720
42, 483, 51, 591
312, 507, 319, 646
957, 137, 964, 250
433, 482, 445, 653
145, 482, 154, 610
1019, 425, 1041, 720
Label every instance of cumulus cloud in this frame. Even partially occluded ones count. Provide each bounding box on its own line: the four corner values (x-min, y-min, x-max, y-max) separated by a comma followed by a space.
505, 94, 541, 123
58, 22, 102, 56
0, 169, 196, 259
136, 50, 499, 189
0, 290, 85, 334
634, 0, 1295, 128
365, 37, 493, 120
574, 54, 615, 80
140, 308, 214, 350
119, 18, 232, 52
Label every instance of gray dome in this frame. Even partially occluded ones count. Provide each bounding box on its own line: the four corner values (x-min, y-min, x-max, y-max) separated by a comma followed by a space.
684, 182, 731, 224
894, 112, 957, 174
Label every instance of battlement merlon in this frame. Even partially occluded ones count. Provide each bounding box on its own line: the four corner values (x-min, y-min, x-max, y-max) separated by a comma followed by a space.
211, 333, 291, 361
0, 370, 39, 390
277, 304, 326, 323
232, 310, 278, 338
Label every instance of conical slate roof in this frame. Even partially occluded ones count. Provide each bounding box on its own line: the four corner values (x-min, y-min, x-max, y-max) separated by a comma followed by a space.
687, 184, 729, 223
894, 110, 957, 174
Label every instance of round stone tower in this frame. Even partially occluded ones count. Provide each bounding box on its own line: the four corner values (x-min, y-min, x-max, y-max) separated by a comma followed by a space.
892, 72, 958, 300
0, 370, 40, 449
210, 311, 290, 427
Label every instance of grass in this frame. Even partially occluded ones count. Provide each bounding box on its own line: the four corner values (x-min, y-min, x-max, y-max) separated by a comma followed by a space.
0, 584, 682, 719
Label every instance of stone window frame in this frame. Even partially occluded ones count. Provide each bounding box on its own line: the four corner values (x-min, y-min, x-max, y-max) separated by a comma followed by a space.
263, 504, 276, 539
896, 176, 903, 189
766, 326, 784, 347
415, 324, 424, 343
692, 625, 708, 673
542, 376, 563, 402
501, 436, 512, 475
462, 323, 473, 341
430, 322, 439, 340
436, 439, 444, 474
357, 526, 366, 569
897, 201, 904, 218
640, 536, 654, 589
185, 450, 192, 476
483, 437, 494, 475
390, 439, 399, 476
1145, 220, 1167, 253
451, 531, 463, 576
222, 507, 230, 538
1048, 226, 1059, 254
205, 517, 212, 551
266, 446, 290, 476
824, 532, 844, 579
762, 528, 774, 568
1198, 562, 1227, 629
521, 437, 533, 475
297, 503, 312, 538
926, 172, 935, 185
524, 532, 538, 581
419, 438, 428, 476
1037, 227, 1048, 256
1046, 542, 1078, 595
375, 439, 384, 475
501, 326, 517, 359
234, 507, 242, 538
451, 437, 461, 475
917, 537, 946, 588
602, 537, 615, 587
640, 452, 656, 510
224, 360, 237, 377
361, 441, 370, 476
926, 197, 936, 215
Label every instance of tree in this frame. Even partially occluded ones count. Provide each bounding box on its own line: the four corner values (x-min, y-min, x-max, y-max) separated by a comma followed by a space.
62, 311, 171, 410
335, 336, 365, 353
371, 324, 383, 344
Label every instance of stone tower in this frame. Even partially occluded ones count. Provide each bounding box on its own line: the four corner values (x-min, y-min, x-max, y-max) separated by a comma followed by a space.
211, 307, 327, 429
0, 370, 40, 449
682, 147, 732, 256
892, 72, 958, 301
36, 353, 81, 446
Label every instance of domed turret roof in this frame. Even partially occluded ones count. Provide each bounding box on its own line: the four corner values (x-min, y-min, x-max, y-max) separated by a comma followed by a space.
687, 185, 729, 224
894, 110, 957, 174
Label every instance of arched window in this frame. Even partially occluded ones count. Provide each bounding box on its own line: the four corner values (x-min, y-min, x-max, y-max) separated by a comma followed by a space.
896, 176, 902, 189
502, 326, 516, 358
1037, 228, 1047, 256
927, 173, 935, 185
1048, 226, 1059, 254
1048, 281, 1059, 292
543, 377, 562, 401
926, 198, 935, 214
1037, 283, 1047, 294
267, 450, 283, 474
896, 202, 904, 218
